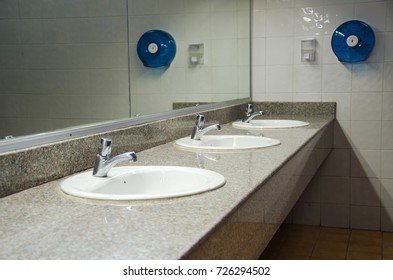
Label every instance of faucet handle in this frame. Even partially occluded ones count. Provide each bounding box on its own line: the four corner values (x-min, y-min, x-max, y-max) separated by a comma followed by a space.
195, 114, 205, 127
99, 138, 112, 158
245, 103, 254, 115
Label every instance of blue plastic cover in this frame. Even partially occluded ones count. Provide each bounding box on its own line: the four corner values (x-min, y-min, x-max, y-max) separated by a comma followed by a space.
331, 20, 375, 63
137, 30, 176, 68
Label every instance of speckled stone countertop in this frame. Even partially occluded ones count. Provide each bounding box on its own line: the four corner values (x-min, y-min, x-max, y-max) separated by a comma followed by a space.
0, 116, 333, 259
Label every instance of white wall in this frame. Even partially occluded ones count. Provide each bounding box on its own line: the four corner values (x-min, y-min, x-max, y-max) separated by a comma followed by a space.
252, 0, 393, 231
0, 0, 130, 137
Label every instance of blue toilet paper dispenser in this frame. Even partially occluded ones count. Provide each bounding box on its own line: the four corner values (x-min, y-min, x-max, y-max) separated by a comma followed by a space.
137, 30, 176, 68
331, 20, 375, 63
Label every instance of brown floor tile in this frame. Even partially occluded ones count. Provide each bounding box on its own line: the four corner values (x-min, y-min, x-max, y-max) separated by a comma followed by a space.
311, 249, 347, 260
263, 245, 313, 260
313, 239, 348, 252
311, 236, 349, 260
350, 229, 382, 242
348, 240, 380, 249
348, 230, 382, 254
289, 225, 321, 238
382, 243, 393, 259
319, 230, 350, 244
260, 225, 393, 260
383, 253, 393, 260
321, 226, 350, 233
320, 227, 350, 237
260, 226, 316, 260
346, 251, 382, 260
347, 245, 382, 258
383, 232, 393, 244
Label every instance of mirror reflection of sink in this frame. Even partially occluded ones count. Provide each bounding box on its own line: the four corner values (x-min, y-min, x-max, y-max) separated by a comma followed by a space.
232, 119, 309, 130
61, 166, 225, 201
175, 135, 280, 152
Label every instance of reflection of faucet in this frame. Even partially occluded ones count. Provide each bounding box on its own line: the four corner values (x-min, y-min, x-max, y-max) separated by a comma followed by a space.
195, 152, 221, 168
191, 114, 221, 140
93, 138, 137, 177
242, 103, 263, 123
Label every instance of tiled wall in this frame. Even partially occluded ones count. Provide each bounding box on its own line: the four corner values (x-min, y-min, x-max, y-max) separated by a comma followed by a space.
0, 0, 250, 138
252, 0, 393, 231
0, 0, 130, 137
128, 0, 250, 115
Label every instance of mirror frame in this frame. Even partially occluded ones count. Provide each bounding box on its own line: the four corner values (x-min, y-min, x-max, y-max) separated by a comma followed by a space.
0, 98, 250, 153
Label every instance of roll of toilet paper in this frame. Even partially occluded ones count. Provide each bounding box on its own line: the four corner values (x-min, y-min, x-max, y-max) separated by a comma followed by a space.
346, 35, 359, 47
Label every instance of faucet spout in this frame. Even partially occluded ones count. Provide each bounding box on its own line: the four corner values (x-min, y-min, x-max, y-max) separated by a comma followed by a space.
192, 124, 221, 140
93, 138, 137, 177
191, 114, 221, 140
242, 103, 263, 123
243, 111, 263, 123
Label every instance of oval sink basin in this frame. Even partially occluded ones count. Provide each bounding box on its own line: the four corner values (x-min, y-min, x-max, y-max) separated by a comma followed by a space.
175, 135, 280, 152
61, 166, 226, 200
232, 119, 309, 130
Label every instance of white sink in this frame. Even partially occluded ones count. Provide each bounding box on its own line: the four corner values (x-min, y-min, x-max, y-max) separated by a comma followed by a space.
175, 135, 280, 152
61, 166, 226, 200
232, 119, 309, 130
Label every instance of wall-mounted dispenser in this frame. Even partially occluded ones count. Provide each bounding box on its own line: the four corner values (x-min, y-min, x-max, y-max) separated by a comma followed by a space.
301, 39, 316, 62
331, 20, 375, 63
189, 44, 204, 65
136, 30, 176, 68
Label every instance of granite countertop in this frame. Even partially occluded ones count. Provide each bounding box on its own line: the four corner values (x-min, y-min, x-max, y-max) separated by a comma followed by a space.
0, 116, 333, 259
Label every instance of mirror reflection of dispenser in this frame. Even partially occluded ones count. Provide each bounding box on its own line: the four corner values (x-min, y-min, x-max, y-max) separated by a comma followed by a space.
301, 39, 316, 62
189, 43, 204, 65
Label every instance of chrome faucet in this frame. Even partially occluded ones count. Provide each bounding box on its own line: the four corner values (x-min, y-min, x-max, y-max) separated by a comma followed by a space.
93, 138, 137, 177
242, 103, 263, 123
191, 114, 221, 140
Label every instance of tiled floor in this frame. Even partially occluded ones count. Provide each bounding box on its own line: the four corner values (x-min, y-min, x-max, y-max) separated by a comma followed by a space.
260, 224, 393, 260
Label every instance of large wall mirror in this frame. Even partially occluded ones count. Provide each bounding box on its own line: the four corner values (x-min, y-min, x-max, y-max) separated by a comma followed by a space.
0, 0, 251, 148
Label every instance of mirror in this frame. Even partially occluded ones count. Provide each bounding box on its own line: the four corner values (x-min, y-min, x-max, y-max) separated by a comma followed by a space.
0, 1, 250, 144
